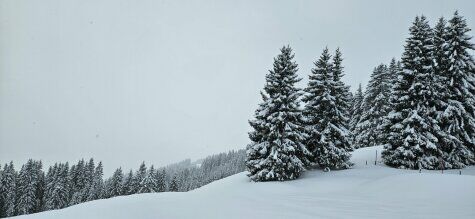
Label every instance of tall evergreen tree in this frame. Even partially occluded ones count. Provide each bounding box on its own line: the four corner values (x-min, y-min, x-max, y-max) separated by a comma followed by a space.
332, 48, 353, 151
169, 176, 179, 192
69, 159, 86, 205
177, 168, 191, 192
382, 16, 441, 169
16, 160, 42, 215
435, 12, 475, 167
31, 161, 45, 213
0, 162, 17, 217
43, 165, 54, 210
122, 170, 134, 195
84, 158, 95, 200
349, 84, 364, 144
44, 163, 70, 210
246, 46, 309, 181
107, 168, 124, 198
128, 162, 147, 194
86, 161, 104, 201
302, 47, 352, 169
379, 58, 401, 145
354, 64, 392, 148
139, 166, 158, 193
65, 158, 96, 205
156, 169, 167, 192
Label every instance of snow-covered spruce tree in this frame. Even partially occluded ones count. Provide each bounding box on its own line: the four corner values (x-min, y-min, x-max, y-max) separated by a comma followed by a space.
349, 84, 364, 144
188, 168, 202, 191
246, 46, 309, 181
102, 178, 111, 199
378, 58, 401, 145
44, 163, 70, 210
332, 48, 353, 152
435, 12, 475, 167
35, 162, 45, 213
16, 160, 43, 215
156, 169, 167, 192
302, 47, 352, 169
122, 170, 134, 195
58, 163, 71, 208
0, 162, 17, 217
43, 166, 54, 210
177, 168, 190, 192
169, 175, 179, 192
86, 161, 104, 201
128, 162, 147, 194
139, 166, 158, 193
382, 16, 442, 169
71, 159, 95, 205
83, 158, 95, 199
107, 168, 124, 198
69, 159, 86, 205
354, 64, 392, 148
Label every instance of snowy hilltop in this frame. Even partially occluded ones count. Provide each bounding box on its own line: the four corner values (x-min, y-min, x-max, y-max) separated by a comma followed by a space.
2, 6, 475, 219
12, 146, 475, 219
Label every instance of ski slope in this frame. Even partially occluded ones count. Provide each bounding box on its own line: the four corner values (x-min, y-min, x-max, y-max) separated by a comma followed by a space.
13, 146, 475, 219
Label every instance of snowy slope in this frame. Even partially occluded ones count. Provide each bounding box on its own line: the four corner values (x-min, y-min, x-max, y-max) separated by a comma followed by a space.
13, 146, 475, 219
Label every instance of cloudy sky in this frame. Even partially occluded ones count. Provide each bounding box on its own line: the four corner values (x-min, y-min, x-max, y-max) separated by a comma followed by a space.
1, 0, 474, 175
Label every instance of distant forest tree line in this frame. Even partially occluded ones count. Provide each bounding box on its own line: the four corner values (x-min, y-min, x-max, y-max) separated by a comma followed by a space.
0, 150, 245, 217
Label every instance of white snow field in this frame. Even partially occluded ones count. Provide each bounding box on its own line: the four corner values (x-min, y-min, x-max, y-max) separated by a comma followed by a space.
14, 146, 475, 219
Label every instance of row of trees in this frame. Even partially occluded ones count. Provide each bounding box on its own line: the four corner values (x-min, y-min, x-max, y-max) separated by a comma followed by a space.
352, 12, 475, 169
246, 11, 475, 181
0, 149, 245, 218
246, 45, 354, 181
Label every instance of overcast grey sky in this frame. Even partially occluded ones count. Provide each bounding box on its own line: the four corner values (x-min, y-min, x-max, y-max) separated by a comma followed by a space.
1, 0, 474, 175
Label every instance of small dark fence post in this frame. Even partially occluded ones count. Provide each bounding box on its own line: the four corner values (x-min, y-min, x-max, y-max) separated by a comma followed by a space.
375, 150, 378, 165
439, 157, 444, 174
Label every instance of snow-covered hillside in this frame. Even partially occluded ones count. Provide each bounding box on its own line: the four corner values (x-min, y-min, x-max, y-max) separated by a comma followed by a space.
13, 146, 475, 219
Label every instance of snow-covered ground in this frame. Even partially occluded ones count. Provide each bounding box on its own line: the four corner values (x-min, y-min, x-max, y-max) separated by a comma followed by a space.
13, 146, 475, 219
